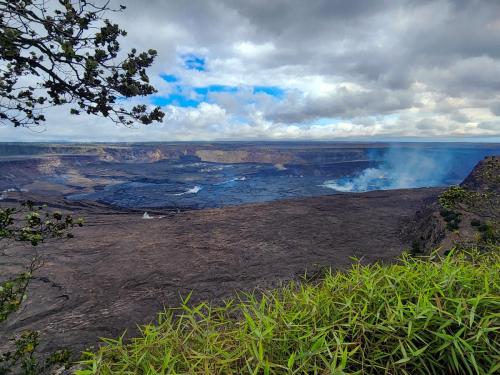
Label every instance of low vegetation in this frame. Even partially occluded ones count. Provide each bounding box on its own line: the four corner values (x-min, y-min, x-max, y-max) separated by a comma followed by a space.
439, 208, 462, 231
78, 249, 500, 375
438, 186, 480, 211
437, 157, 499, 253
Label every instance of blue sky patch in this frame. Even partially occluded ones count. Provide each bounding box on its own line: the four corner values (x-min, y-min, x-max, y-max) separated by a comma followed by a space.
160, 73, 179, 83
194, 85, 239, 95
310, 118, 343, 126
183, 54, 206, 71
253, 86, 285, 99
151, 94, 200, 108
151, 77, 287, 108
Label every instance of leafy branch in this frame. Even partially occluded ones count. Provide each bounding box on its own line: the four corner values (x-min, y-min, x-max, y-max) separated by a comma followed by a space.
0, 0, 164, 127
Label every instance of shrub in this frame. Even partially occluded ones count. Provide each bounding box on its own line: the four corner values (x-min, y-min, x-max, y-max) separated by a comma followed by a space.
0, 331, 71, 375
78, 250, 500, 375
440, 209, 461, 231
439, 186, 471, 209
470, 219, 481, 227
478, 221, 499, 244
410, 240, 422, 254
440, 209, 462, 231
0, 271, 31, 323
446, 220, 460, 231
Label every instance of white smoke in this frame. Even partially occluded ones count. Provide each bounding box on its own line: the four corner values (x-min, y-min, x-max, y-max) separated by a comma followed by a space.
322, 147, 454, 192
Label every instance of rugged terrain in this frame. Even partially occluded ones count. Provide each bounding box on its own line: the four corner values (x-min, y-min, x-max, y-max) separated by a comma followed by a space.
0, 188, 441, 356
407, 156, 500, 253
1, 142, 498, 202
1, 145, 498, 361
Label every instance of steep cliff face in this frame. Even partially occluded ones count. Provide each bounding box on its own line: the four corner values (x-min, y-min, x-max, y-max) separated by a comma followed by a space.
0, 144, 300, 165
194, 148, 373, 165
295, 149, 369, 164
0, 142, 381, 166
406, 156, 499, 254
460, 156, 500, 192
194, 149, 295, 164
36, 156, 63, 174
0, 144, 182, 163
0, 155, 103, 193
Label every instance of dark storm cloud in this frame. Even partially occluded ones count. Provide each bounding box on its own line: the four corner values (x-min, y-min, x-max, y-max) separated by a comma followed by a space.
269, 88, 417, 124
2, 0, 500, 141
45, 0, 500, 108
490, 103, 500, 116
478, 121, 500, 131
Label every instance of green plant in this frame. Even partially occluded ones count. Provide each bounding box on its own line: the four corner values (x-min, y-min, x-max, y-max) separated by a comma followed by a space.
0, 261, 36, 323
1, 0, 164, 127
439, 186, 472, 209
438, 185, 493, 212
0, 331, 39, 375
478, 221, 499, 244
479, 156, 500, 185
0, 202, 83, 248
0, 331, 71, 375
440, 208, 462, 231
1, 202, 83, 323
0, 202, 82, 374
77, 250, 500, 375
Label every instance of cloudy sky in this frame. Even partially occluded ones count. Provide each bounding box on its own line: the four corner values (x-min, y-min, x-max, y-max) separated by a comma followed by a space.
2, 0, 500, 142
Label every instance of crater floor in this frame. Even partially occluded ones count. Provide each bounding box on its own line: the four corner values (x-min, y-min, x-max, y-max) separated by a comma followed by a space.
0, 188, 441, 355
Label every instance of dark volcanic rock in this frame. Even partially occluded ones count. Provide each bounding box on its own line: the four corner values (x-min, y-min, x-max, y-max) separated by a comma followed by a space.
0, 188, 440, 356
460, 155, 500, 192
403, 197, 447, 254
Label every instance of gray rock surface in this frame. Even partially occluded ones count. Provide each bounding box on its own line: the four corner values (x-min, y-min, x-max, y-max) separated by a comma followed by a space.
0, 188, 440, 356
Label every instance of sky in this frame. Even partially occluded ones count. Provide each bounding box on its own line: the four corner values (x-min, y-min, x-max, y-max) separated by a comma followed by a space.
1, 0, 500, 142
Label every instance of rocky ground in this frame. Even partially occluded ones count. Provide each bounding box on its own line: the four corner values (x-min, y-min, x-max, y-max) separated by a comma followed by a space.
0, 188, 441, 356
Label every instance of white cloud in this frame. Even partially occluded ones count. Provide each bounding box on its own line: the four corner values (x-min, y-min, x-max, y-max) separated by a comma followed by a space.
2, 0, 500, 141
233, 41, 275, 59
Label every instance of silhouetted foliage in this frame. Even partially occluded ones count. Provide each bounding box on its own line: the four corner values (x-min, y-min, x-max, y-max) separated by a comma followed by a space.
0, 0, 164, 127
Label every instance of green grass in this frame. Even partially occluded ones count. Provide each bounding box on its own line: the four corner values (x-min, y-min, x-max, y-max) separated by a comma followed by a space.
77, 250, 500, 375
